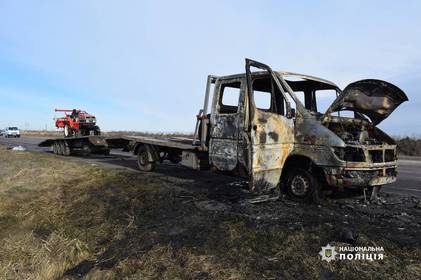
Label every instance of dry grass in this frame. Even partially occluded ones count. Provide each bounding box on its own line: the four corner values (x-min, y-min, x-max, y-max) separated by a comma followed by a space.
0, 146, 420, 279
1, 231, 89, 279
21, 130, 63, 138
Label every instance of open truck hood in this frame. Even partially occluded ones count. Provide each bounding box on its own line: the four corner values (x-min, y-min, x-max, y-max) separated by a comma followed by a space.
324, 79, 408, 125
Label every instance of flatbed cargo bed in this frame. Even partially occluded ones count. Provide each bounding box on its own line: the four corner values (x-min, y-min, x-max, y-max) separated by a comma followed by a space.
120, 136, 198, 150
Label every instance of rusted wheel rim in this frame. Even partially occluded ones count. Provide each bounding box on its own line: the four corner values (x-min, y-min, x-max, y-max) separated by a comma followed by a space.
290, 174, 310, 197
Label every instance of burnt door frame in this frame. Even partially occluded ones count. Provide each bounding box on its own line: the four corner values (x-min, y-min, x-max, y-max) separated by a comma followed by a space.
209, 77, 244, 172
245, 59, 295, 191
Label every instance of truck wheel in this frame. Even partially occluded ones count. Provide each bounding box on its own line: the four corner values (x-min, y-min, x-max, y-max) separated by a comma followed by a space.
137, 145, 155, 171
286, 168, 323, 203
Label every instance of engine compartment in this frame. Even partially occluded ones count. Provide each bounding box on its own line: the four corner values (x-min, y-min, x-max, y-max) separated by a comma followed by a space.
323, 116, 395, 145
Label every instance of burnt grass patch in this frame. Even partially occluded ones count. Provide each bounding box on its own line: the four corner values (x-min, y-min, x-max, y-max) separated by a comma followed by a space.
0, 146, 420, 279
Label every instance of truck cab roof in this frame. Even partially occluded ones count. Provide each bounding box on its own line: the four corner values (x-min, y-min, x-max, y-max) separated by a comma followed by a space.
215, 71, 339, 90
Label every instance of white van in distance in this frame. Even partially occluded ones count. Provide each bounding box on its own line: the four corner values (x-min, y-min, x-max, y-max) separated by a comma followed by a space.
4, 127, 20, 138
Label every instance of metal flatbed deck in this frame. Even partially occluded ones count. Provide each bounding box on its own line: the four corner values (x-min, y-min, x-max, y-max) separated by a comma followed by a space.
38, 135, 110, 156
121, 136, 198, 150
38, 135, 105, 147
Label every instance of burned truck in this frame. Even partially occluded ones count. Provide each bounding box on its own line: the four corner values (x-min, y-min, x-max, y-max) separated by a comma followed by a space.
115, 59, 408, 201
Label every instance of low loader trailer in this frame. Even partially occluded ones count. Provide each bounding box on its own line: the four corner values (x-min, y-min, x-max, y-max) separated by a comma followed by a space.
39, 136, 110, 156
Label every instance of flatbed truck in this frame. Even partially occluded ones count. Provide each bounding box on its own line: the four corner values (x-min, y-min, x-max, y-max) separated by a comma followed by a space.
41, 59, 408, 202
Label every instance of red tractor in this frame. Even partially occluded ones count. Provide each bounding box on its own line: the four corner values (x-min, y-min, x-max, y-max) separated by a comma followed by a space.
54, 109, 101, 137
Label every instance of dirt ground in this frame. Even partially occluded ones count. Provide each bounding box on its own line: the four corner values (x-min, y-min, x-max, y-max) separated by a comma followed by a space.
0, 146, 420, 279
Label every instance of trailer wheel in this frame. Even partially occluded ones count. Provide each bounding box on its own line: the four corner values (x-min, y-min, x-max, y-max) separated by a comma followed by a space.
286, 168, 323, 203
52, 142, 58, 154
63, 141, 71, 156
54, 142, 61, 155
58, 142, 65, 155
82, 144, 91, 156
137, 145, 155, 171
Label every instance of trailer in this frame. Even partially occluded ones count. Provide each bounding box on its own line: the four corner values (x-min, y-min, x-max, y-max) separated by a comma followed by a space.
38, 136, 110, 156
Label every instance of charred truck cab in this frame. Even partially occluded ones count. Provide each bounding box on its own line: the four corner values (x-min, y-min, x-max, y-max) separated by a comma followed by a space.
203, 59, 408, 201
123, 59, 407, 202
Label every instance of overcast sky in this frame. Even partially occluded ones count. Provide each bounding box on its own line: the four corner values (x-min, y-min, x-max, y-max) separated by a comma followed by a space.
0, 0, 420, 135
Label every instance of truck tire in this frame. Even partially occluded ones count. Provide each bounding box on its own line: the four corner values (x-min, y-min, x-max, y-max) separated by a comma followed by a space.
137, 145, 155, 171
286, 168, 323, 203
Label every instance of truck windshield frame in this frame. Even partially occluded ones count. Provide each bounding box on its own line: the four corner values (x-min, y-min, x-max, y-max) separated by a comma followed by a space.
275, 72, 340, 117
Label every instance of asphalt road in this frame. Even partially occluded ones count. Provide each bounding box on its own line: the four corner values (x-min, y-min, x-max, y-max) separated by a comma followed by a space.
1, 135, 421, 198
